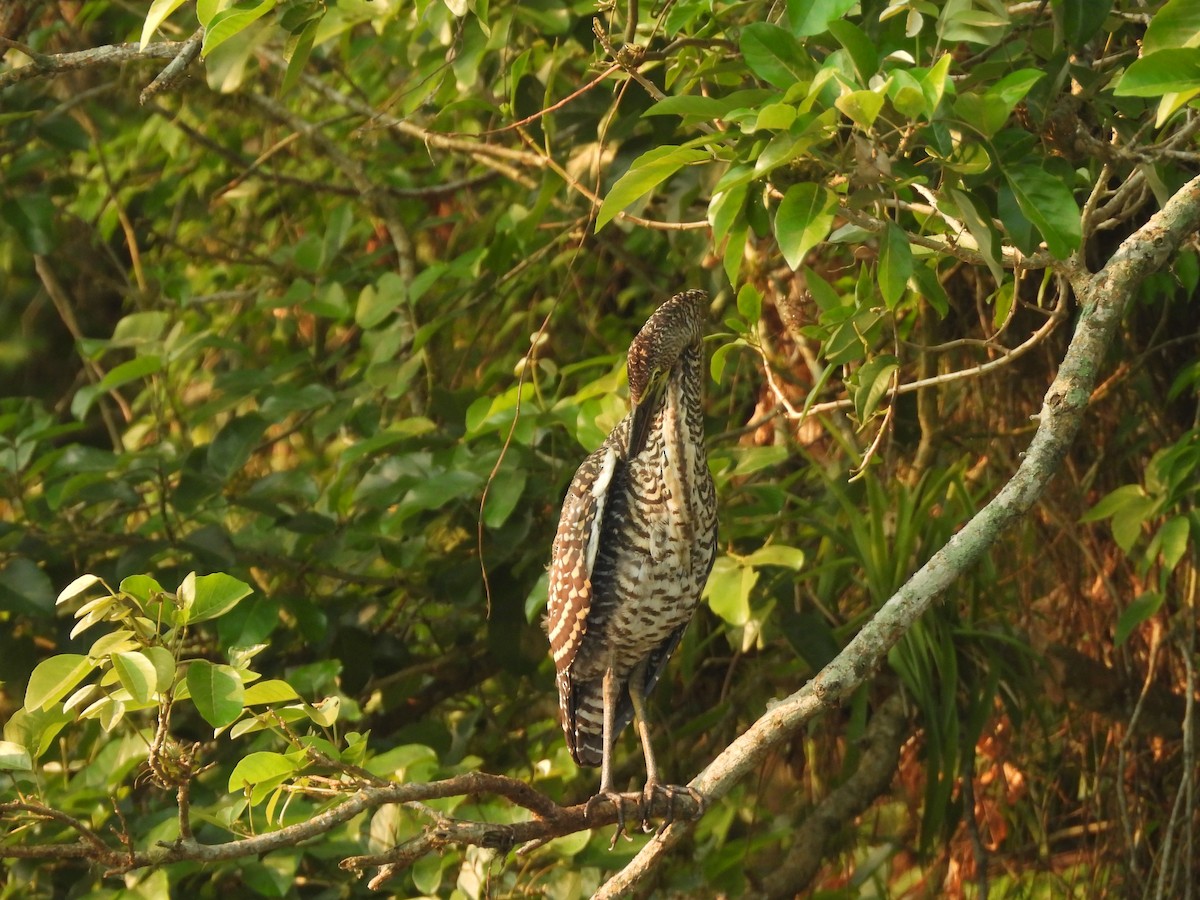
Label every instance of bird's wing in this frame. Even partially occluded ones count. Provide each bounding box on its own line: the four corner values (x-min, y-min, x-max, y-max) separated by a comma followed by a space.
546, 443, 620, 673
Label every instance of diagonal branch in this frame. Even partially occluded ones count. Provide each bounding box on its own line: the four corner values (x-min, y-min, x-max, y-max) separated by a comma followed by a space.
594, 173, 1200, 898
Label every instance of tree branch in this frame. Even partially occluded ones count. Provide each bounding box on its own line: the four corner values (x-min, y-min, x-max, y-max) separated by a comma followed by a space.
0, 773, 697, 888
0, 39, 187, 89
593, 173, 1200, 898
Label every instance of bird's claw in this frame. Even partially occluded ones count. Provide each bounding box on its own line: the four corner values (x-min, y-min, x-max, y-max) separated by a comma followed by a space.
639, 782, 706, 834
586, 790, 641, 848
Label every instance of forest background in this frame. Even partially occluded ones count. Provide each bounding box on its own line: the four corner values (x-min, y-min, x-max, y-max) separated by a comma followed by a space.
2, 0, 1200, 897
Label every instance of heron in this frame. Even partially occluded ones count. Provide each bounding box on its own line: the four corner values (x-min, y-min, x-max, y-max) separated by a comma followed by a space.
545, 289, 718, 831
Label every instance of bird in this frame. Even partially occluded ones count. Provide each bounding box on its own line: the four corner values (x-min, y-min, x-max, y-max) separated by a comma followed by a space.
545, 289, 718, 829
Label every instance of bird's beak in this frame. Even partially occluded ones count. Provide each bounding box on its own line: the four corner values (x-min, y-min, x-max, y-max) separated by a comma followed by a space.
627, 370, 667, 456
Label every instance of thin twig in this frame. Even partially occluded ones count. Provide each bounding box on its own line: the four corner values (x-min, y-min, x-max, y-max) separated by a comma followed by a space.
139, 26, 203, 104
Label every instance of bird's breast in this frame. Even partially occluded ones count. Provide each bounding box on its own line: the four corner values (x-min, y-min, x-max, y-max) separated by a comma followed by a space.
569, 378, 717, 683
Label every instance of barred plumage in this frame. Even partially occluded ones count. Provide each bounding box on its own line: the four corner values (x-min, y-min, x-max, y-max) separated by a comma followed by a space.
545, 290, 718, 804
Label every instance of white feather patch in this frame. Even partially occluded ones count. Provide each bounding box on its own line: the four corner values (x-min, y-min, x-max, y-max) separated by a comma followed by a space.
584, 447, 617, 574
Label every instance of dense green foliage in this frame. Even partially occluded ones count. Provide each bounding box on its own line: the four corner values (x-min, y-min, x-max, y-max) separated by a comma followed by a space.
2, 0, 1199, 896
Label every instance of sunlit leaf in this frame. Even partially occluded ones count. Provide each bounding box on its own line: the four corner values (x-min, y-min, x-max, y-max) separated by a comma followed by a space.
112, 652, 158, 704
187, 573, 253, 624
25, 655, 95, 711
140, 0, 188, 48
228, 751, 300, 794
187, 660, 245, 728
596, 146, 709, 230
203, 0, 278, 58
0, 740, 33, 772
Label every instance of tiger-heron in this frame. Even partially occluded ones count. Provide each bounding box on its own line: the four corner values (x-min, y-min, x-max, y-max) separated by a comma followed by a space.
545, 290, 717, 830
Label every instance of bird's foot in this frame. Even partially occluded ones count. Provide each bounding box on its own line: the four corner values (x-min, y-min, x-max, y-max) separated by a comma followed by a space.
585, 789, 643, 849
639, 781, 706, 834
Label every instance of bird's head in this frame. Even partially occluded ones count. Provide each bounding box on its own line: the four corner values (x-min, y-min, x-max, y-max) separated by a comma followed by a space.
625, 290, 708, 454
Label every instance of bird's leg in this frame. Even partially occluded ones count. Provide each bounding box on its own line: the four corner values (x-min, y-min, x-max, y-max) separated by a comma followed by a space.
585, 663, 635, 846
628, 660, 704, 832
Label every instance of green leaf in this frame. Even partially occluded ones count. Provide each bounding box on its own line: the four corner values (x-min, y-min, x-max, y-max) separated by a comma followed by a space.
878, 224, 914, 308
1157, 516, 1190, 571
70, 355, 162, 419
703, 557, 757, 626
187, 660, 245, 728
0, 193, 58, 254
740, 23, 809, 89
243, 679, 302, 705
985, 282, 1012, 331
143, 646, 177, 691
0, 559, 53, 616
709, 340, 738, 384
207, 413, 267, 480
1002, 165, 1080, 258
708, 178, 749, 245
119, 574, 165, 604
596, 146, 709, 230
835, 89, 885, 129
111, 311, 170, 346
260, 384, 336, 421
187, 572, 253, 624
1144, 0, 1200, 54
1111, 495, 1160, 552
89, 630, 138, 659
4, 706, 72, 760
280, 16, 319, 96
0, 740, 33, 772
306, 696, 341, 727
775, 184, 837, 269
25, 655, 95, 711
723, 218, 750, 284
945, 190, 1003, 285
742, 545, 805, 569
644, 90, 776, 120
58, 574, 104, 606
911, 262, 950, 317
228, 750, 300, 793
356, 272, 408, 330
889, 69, 928, 119
787, 0, 857, 37
1081, 483, 1148, 523
483, 467, 527, 528
753, 102, 797, 131
112, 652, 159, 704
737, 284, 763, 324
1115, 592, 1164, 645
827, 18, 877, 81
1057, 0, 1112, 49
140, 0, 188, 47
987, 69, 1045, 111
203, 0, 278, 58
1114, 48, 1200, 97
852, 355, 899, 423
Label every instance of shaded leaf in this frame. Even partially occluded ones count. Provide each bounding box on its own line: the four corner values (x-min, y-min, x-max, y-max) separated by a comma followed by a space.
741, 23, 809, 89
775, 184, 837, 269
1115, 592, 1164, 645
878, 223, 914, 308
788, 0, 857, 37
